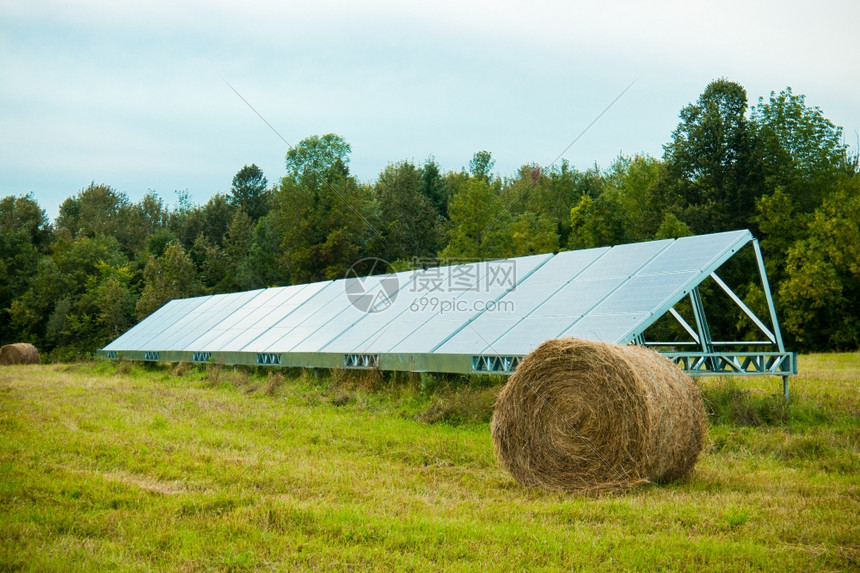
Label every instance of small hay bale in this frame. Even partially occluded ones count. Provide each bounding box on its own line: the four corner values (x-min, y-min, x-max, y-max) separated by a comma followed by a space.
491, 338, 707, 492
0, 343, 41, 365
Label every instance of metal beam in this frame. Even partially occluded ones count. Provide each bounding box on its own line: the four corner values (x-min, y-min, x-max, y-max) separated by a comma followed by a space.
752, 240, 786, 353
689, 287, 714, 354
663, 351, 797, 377
710, 272, 776, 343
669, 307, 700, 343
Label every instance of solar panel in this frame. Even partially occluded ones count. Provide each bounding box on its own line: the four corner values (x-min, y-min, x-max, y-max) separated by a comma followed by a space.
101, 229, 789, 377
104, 296, 211, 351
200, 285, 305, 351
387, 254, 550, 354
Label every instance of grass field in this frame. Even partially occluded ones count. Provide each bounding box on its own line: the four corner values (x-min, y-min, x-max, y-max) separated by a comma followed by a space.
0, 354, 858, 571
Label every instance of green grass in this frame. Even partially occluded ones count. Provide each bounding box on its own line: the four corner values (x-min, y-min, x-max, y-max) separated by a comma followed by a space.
0, 354, 858, 571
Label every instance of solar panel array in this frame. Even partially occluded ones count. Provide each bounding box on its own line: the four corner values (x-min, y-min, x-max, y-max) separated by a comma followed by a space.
102, 230, 754, 372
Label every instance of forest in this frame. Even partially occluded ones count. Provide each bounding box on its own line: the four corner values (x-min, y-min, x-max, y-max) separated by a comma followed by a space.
1, 79, 858, 360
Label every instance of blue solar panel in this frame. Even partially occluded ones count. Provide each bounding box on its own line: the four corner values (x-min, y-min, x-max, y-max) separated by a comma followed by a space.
102, 230, 757, 370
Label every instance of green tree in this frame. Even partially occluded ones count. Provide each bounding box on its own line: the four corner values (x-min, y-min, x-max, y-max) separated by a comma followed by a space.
0, 194, 51, 344
55, 184, 165, 258
56, 183, 130, 240
10, 235, 127, 350
568, 194, 625, 248
136, 242, 205, 319
507, 212, 558, 257
663, 79, 764, 233
223, 210, 258, 290
274, 135, 374, 282
753, 188, 804, 284
751, 87, 855, 213
373, 161, 443, 262
45, 262, 137, 354
0, 231, 40, 344
245, 212, 290, 287
603, 155, 667, 242
229, 164, 270, 221
285, 133, 351, 189
419, 157, 450, 218
123, 192, 170, 256
469, 150, 495, 182
654, 212, 692, 240
194, 210, 259, 293
505, 162, 611, 245
440, 177, 512, 259
778, 176, 860, 350
145, 228, 180, 258
92, 267, 137, 342
0, 194, 52, 250
169, 193, 236, 249
190, 233, 223, 290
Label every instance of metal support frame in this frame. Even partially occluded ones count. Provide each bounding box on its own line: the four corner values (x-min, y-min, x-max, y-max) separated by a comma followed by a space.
642, 238, 794, 399
689, 286, 715, 371
472, 355, 520, 373
663, 351, 796, 377
753, 239, 791, 400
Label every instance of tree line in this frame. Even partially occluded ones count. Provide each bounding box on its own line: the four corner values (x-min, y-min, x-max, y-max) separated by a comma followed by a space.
1, 79, 857, 359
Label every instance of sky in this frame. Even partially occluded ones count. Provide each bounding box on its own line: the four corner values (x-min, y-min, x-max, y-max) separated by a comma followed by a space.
1, 0, 858, 221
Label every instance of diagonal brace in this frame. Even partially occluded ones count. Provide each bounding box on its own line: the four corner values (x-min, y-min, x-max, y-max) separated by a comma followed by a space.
710, 272, 776, 344
669, 307, 700, 343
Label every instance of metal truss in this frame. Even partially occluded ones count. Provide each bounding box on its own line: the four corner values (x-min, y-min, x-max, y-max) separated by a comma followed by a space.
344, 353, 379, 369
472, 355, 520, 373
641, 239, 795, 399
662, 351, 796, 377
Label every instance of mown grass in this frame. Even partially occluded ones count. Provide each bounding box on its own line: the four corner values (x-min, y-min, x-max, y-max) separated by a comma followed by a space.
0, 354, 857, 571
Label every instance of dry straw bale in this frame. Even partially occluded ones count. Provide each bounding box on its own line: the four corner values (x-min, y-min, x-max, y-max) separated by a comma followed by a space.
0, 343, 41, 365
491, 338, 707, 492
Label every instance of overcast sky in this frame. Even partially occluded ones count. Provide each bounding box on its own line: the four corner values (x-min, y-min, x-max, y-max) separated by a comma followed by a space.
1, 0, 858, 220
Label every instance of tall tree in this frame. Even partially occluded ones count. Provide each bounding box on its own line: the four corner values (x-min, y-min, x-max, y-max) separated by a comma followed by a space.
419, 157, 450, 218
0, 194, 52, 250
507, 212, 558, 257
663, 79, 764, 233
229, 164, 270, 221
0, 194, 50, 344
501, 160, 595, 247
373, 161, 443, 262
751, 87, 855, 213
568, 194, 626, 249
275, 134, 374, 282
194, 210, 259, 293
469, 150, 495, 182
602, 155, 667, 242
56, 183, 130, 240
245, 211, 291, 287
285, 133, 351, 189
123, 192, 170, 257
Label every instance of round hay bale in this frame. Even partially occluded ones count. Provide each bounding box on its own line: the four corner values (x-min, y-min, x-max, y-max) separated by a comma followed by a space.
0, 343, 41, 365
491, 338, 707, 492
